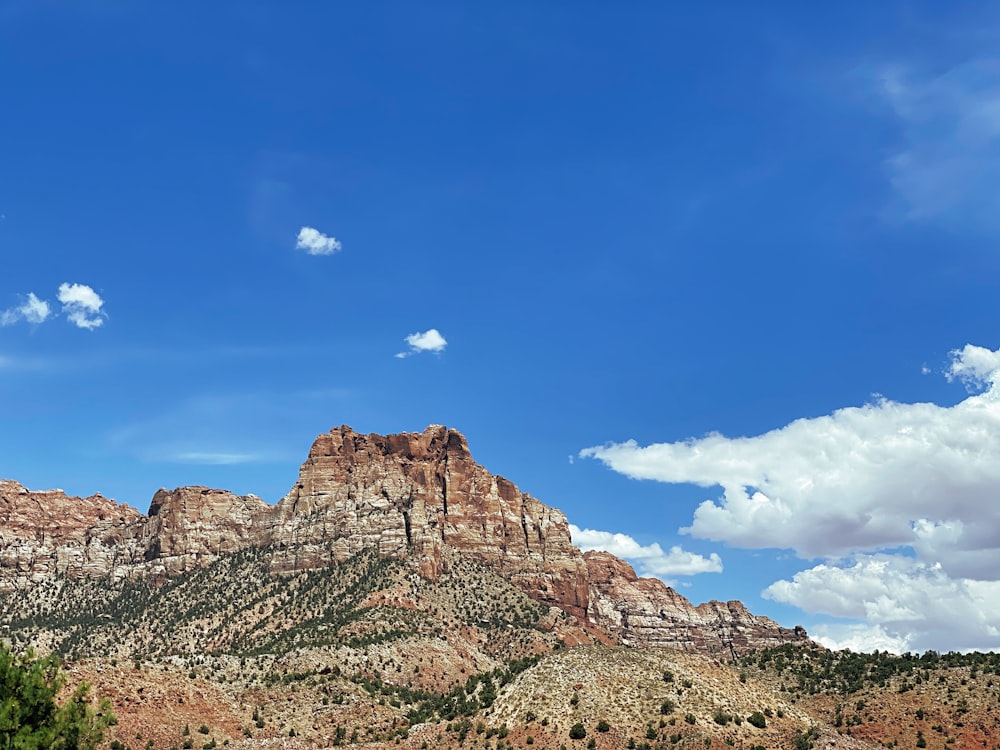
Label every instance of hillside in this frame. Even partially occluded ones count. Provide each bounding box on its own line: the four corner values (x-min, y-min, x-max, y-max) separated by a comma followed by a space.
0, 424, 831, 749
0, 425, 808, 658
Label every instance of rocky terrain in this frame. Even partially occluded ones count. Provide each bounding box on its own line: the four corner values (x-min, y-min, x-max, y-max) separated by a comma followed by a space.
53, 643, 1000, 750
0, 425, 808, 656
0, 424, 835, 749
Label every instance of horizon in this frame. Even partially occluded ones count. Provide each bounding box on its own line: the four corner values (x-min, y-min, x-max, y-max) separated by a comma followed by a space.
3, 1, 1000, 655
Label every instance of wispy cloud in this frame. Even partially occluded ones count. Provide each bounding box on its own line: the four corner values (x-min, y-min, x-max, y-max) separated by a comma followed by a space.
878, 59, 1000, 229
58, 283, 106, 329
395, 328, 448, 358
0, 353, 48, 372
107, 389, 348, 470
168, 451, 263, 465
0, 292, 51, 327
296, 226, 342, 255
569, 524, 722, 582
582, 343, 1000, 651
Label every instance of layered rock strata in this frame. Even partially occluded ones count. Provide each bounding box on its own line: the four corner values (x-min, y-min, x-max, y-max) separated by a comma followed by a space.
267, 426, 590, 618
584, 551, 808, 658
0, 479, 144, 590
0, 426, 810, 654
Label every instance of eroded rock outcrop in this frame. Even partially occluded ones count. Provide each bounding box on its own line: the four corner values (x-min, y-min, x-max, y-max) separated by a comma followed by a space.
0, 426, 809, 654
0, 479, 144, 592
140, 486, 271, 581
268, 425, 590, 618
584, 551, 809, 657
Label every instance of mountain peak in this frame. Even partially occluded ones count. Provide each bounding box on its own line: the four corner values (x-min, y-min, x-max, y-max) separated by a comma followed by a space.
0, 425, 808, 656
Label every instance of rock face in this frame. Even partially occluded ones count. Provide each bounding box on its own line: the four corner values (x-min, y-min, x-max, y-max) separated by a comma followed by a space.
140, 486, 271, 581
0, 426, 809, 654
268, 426, 590, 618
584, 551, 808, 658
0, 479, 145, 592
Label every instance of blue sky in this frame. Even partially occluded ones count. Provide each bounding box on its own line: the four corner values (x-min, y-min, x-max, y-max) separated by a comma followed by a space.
3, 1, 1000, 652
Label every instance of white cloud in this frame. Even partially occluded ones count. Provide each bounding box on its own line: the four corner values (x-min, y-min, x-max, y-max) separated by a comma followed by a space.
569, 524, 722, 581
946, 343, 1000, 390
395, 328, 447, 358
296, 226, 342, 255
765, 555, 1000, 653
581, 344, 1000, 566
878, 60, 1000, 228
57, 283, 105, 330
0, 292, 51, 327
582, 343, 1000, 651
809, 622, 913, 655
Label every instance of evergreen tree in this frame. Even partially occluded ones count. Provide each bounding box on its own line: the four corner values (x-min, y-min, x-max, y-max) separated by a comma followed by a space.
0, 644, 113, 749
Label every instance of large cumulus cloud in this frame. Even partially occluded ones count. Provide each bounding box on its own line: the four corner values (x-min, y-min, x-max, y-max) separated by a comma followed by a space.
582, 344, 1000, 651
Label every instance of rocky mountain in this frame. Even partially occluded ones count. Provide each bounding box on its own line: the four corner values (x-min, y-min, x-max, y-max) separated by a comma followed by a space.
0, 425, 807, 656
584, 551, 807, 657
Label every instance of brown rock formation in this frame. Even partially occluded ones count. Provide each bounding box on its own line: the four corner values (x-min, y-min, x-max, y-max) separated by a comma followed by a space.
0, 426, 809, 654
140, 486, 271, 580
268, 425, 590, 618
0, 479, 144, 592
584, 550, 808, 657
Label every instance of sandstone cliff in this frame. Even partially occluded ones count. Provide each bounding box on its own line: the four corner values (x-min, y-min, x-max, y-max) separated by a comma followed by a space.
267, 426, 590, 619
0, 426, 809, 654
140, 486, 271, 581
584, 550, 808, 658
0, 478, 144, 592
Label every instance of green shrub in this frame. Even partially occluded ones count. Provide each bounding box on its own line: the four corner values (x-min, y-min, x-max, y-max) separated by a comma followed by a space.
793, 727, 819, 750
747, 711, 767, 729
597, 720, 611, 732
569, 723, 587, 740
661, 699, 676, 714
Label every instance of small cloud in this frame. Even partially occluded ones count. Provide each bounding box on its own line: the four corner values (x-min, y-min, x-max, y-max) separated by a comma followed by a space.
569, 524, 723, 581
58, 283, 105, 330
945, 343, 1000, 391
395, 328, 447, 358
296, 226, 342, 255
0, 292, 51, 327
921, 364, 931, 375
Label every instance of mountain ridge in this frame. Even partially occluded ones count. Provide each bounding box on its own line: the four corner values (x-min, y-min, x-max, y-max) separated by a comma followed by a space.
0, 424, 808, 657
